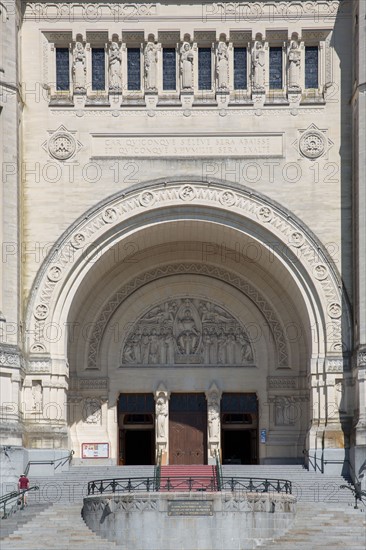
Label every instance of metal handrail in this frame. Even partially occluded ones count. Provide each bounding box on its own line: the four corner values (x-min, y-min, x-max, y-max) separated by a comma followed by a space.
1, 486, 39, 519
87, 475, 292, 496
214, 450, 222, 491
154, 450, 162, 492
24, 450, 74, 476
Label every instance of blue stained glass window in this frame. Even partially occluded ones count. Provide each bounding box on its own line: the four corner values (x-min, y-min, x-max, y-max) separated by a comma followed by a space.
56, 48, 69, 91
234, 47, 247, 89
305, 46, 319, 88
198, 48, 212, 90
92, 48, 105, 91
127, 48, 141, 90
163, 48, 176, 90
269, 47, 283, 89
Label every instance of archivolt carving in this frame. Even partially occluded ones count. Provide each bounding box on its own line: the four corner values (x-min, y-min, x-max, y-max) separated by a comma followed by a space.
26, 180, 344, 357
121, 298, 254, 367
87, 264, 288, 370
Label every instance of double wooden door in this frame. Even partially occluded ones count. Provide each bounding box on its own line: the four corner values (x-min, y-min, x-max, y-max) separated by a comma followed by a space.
169, 393, 207, 465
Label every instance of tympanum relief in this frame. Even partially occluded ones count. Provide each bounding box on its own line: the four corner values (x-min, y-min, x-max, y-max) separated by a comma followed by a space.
121, 298, 254, 366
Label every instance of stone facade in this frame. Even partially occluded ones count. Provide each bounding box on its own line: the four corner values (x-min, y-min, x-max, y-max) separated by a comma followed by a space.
0, 0, 365, 488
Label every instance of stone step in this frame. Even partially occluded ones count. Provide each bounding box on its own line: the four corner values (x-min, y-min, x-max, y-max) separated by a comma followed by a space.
0, 503, 118, 549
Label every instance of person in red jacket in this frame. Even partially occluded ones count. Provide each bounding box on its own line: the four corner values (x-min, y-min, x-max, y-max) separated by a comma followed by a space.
18, 474, 29, 506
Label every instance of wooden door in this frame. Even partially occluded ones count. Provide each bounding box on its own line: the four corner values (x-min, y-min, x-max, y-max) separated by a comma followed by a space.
169, 394, 207, 465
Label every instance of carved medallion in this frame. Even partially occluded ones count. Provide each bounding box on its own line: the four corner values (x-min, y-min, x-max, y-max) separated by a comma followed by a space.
179, 185, 196, 201
48, 132, 76, 160
257, 206, 273, 222
327, 303, 341, 319
313, 264, 329, 280
288, 231, 305, 248
102, 207, 118, 223
219, 190, 236, 206
70, 233, 86, 249
299, 130, 326, 159
47, 266, 62, 282
139, 191, 156, 207
34, 303, 49, 320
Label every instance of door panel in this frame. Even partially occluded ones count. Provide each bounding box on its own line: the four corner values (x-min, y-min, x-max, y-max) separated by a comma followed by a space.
169, 394, 207, 465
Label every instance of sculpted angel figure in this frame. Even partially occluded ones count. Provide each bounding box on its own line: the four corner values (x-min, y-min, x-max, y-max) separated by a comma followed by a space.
217, 41, 229, 89
145, 42, 158, 90
252, 41, 265, 90
72, 41, 86, 91
288, 40, 301, 90
180, 42, 194, 89
109, 42, 122, 90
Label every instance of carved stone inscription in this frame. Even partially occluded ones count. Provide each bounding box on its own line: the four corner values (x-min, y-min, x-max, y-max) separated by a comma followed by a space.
121, 298, 254, 366
93, 134, 283, 158
168, 500, 213, 516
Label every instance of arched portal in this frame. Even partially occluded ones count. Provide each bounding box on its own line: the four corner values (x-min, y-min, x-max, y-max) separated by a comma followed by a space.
23, 179, 351, 468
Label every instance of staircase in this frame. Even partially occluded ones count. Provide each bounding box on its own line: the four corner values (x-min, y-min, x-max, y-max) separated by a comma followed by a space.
0, 503, 118, 549
258, 502, 366, 549
159, 465, 217, 492
1, 464, 364, 549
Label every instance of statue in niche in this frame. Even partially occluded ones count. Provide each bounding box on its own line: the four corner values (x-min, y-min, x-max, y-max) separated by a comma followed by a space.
180, 42, 194, 89
208, 398, 220, 440
72, 41, 86, 91
145, 42, 157, 90
108, 42, 122, 90
288, 40, 301, 90
32, 381, 43, 411
252, 41, 265, 90
217, 42, 229, 89
156, 396, 168, 439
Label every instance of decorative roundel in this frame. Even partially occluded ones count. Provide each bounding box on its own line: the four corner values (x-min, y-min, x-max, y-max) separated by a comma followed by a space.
313, 264, 329, 280
47, 265, 62, 282
328, 302, 342, 319
71, 233, 86, 249
34, 303, 49, 320
289, 231, 305, 248
179, 185, 196, 201
102, 207, 118, 223
139, 191, 155, 207
299, 131, 326, 159
219, 190, 236, 206
48, 132, 76, 160
257, 206, 273, 222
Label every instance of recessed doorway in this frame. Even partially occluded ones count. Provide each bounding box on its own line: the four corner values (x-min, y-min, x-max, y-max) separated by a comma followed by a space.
169, 393, 207, 465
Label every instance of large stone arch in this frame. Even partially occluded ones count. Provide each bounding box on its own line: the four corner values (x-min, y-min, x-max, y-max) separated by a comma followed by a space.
25, 178, 350, 359
23, 178, 352, 463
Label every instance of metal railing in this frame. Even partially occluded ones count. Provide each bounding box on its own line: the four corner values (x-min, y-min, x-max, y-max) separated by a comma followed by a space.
220, 477, 292, 494
154, 450, 162, 492
24, 450, 74, 476
0, 486, 39, 519
214, 450, 222, 491
87, 475, 291, 496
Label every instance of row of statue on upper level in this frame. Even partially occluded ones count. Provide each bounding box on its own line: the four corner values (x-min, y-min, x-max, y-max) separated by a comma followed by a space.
71, 39, 302, 93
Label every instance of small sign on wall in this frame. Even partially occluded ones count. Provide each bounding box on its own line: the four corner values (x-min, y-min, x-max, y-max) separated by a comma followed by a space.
82, 442, 109, 459
260, 429, 267, 444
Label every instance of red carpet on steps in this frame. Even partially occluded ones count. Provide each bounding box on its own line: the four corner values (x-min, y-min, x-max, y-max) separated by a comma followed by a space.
159, 465, 217, 492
